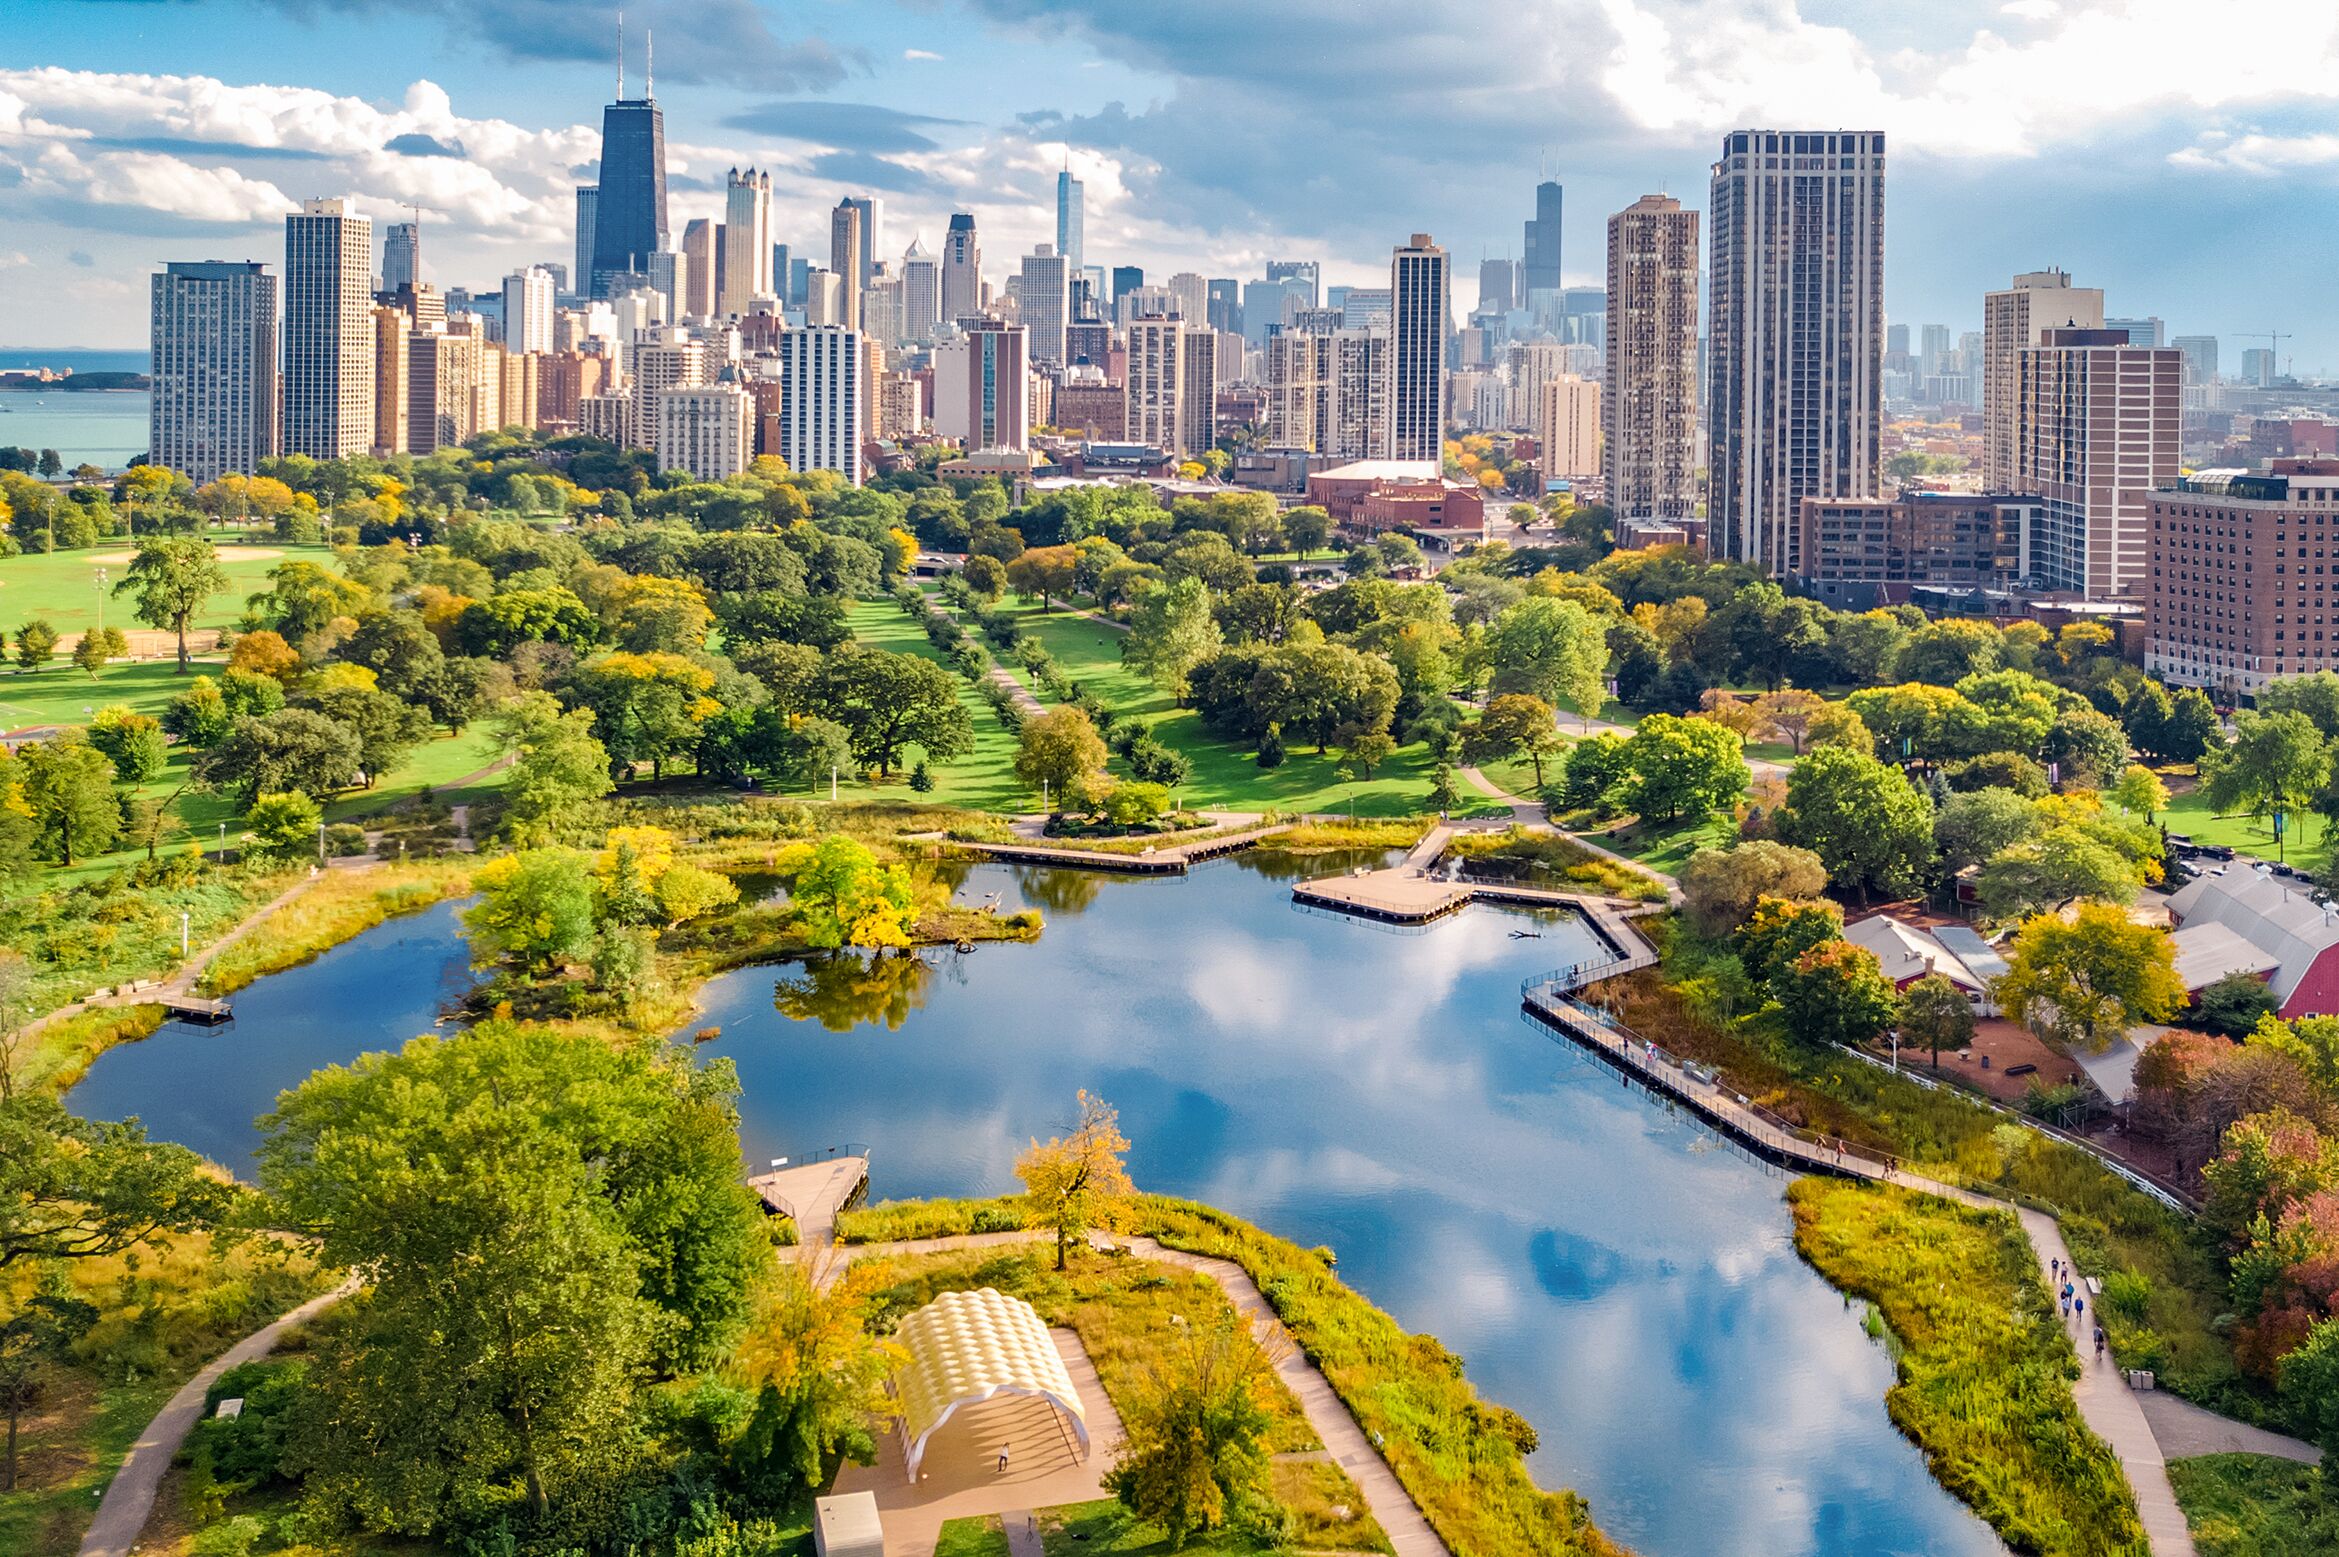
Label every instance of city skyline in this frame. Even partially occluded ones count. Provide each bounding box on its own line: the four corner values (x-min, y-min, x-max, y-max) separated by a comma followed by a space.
5, 1, 2339, 365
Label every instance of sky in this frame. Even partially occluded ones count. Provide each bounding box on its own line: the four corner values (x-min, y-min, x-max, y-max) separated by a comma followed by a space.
3, 0, 2339, 371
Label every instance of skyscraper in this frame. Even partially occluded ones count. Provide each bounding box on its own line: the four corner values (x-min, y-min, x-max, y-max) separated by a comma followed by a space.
721, 168, 772, 316
1207, 278, 1241, 336
1125, 313, 1185, 454
1179, 325, 1216, 459
283, 198, 375, 460
1264, 260, 1320, 307
941, 213, 982, 325
829, 200, 864, 333
589, 78, 667, 297
381, 222, 420, 293
1538, 375, 1600, 482
2172, 335, 2220, 385
1017, 244, 1070, 365
776, 325, 866, 482
1477, 257, 1515, 316
902, 235, 940, 342
1981, 269, 2104, 490
933, 319, 1028, 451
1521, 180, 1563, 303
2106, 316, 2166, 349
680, 219, 716, 316
1056, 170, 1084, 274
502, 267, 556, 355
2017, 327, 2179, 599
1603, 194, 1699, 520
1165, 272, 1209, 328
1110, 265, 1144, 307
573, 187, 598, 296
150, 261, 278, 484
1706, 130, 1885, 571
841, 196, 882, 289
1387, 234, 1448, 465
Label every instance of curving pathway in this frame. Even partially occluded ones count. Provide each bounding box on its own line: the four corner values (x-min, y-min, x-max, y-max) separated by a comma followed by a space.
1456, 766, 1685, 904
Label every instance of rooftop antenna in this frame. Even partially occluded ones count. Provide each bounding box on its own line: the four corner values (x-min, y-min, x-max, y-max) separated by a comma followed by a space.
646, 29, 653, 98
616, 9, 625, 100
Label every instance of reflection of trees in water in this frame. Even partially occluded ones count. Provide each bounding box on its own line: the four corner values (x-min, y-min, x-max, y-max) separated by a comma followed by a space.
772, 951, 936, 1032
1229, 848, 1403, 883
1010, 866, 1104, 916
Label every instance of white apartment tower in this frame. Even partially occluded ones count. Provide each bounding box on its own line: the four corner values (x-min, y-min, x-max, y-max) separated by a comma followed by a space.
1017, 244, 1071, 366
1387, 234, 1449, 465
901, 236, 941, 342
2016, 327, 2180, 599
1126, 314, 1186, 455
149, 261, 279, 484
1603, 194, 1699, 519
655, 382, 756, 481
720, 168, 772, 316
502, 267, 556, 355
1982, 268, 2105, 490
1706, 131, 1885, 570
283, 198, 375, 460
775, 326, 865, 484
1538, 375, 1601, 483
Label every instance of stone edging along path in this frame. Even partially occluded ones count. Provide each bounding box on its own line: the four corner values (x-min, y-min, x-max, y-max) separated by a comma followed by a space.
827, 1229, 1451, 1557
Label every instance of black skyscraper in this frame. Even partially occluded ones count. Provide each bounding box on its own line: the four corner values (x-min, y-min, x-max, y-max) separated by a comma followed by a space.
1521, 179, 1563, 297
591, 95, 668, 298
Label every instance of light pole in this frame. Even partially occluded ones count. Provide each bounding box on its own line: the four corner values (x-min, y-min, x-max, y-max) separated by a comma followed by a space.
94, 566, 106, 639
217, 821, 226, 858
317, 818, 326, 863
830, 764, 838, 802
180, 911, 189, 961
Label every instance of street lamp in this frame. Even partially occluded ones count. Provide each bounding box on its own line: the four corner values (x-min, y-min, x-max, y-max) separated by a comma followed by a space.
317, 818, 326, 863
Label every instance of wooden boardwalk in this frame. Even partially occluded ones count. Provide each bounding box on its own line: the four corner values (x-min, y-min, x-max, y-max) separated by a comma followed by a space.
749, 1154, 870, 1246
961, 823, 1291, 875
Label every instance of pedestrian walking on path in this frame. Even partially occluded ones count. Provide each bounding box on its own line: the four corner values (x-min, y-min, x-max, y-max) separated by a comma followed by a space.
997, 1443, 1011, 1475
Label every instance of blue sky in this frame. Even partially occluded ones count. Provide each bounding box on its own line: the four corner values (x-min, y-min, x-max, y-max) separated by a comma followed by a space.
3, 0, 2338, 372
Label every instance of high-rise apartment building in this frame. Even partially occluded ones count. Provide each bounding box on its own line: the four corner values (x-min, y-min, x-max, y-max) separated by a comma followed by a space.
149, 261, 278, 484
2016, 326, 2180, 598
655, 382, 756, 480
1387, 234, 1449, 465
1017, 244, 1070, 366
2172, 335, 2220, 385
840, 197, 881, 289
901, 235, 940, 342
405, 328, 479, 453
1521, 180, 1563, 305
370, 305, 408, 455
829, 200, 864, 333
1603, 194, 1699, 520
2107, 316, 2166, 349
647, 250, 687, 321
1056, 170, 1084, 274
773, 326, 864, 483
381, 222, 420, 293
1179, 326, 1217, 459
1981, 269, 2105, 490
573, 187, 598, 296
2148, 461, 2339, 692
721, 168, 772, 316
933, 319, 1029, 451
1126, 314, 1186, 454
1538, 375, 1600, 484
941, 214, 982, 326
283, 198, 375, 460
589, 78, 666, 296
679, 219, 716, 316
502, 267, 556, 356
1706, 129, 1885, 571
1477, 257, 1515, 316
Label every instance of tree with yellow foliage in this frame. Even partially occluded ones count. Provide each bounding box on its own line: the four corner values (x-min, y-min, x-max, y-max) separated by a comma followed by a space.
1016, 1090, 1136, 1271
776, 834, 917, 950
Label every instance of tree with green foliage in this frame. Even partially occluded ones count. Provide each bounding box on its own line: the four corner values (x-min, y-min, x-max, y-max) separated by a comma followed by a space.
88, 705, 167, 785
245, 790, 324, 862
18, 733, 121, 865
70, 626, 127, 679
0, 1292, 96, 1490
2044, 706, 2132, 790
1122, 576, 1224, 703
1485, 597, 1608, 726
114, 535, 227, 671
2277, 1317, 2339, 1473
0, 1082, 233, 1271
1736, 895, 1847, 988
1255, 722, 1286, 770
2192, 972, 2280, 1041
1617, 712, 1749, 823
724, 1264, 899, 1512
1107, 1309, 1278, 1547
1775, 940, 1901, 1050
1975, 825, 2143, 919
1014, 706, 1110, 809
0, 750, 34, 883
1554, 731, 1630, 813
466, 847, 598, 975
161, 676, 233, 748
494, 692, 614, 843
1998, 902, 2185, 1052
2149, 687, 2222, 765
1247, 642, 1401, 753
2203, 710, 2329, 832
11, 620, 57, 673
780, 834, 917, 950
194, 708, 362, 804
1933, 787, 2041, 873
1016, 1090, 1136, 1271
811, 644, 974, 779
961, 553, 1007, 601
1680, 841, 1829, 935
1777, 745, 1935, 903
1465, 693, 1564, 788
2107, 765, 2169, 818
1900, 971, 1977, 1070
257, 1023, 767, 1537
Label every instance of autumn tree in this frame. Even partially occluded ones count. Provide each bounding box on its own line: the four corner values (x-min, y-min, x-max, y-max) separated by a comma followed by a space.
1107, 1311, 1277, 1546
1900, 972, 1977, 1071
1016, 1090, 1136, 1271
779, 835, 917, 950
1005, 545, 1081, 610
1679, 841, 1828, 935
1753, 687, 1827, 753
115, 535, 227, 671
1015, 706, 1111, 810
1776, 940, 1901, 1050
1998, 902, 2185, 1052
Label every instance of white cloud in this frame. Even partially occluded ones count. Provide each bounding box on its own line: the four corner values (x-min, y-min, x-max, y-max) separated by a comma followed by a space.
903, 48, 944, 61
2170, 130, 2339, 175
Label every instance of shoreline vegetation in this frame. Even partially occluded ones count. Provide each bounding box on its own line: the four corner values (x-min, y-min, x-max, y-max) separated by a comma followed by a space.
841, 1192, 1624, 1557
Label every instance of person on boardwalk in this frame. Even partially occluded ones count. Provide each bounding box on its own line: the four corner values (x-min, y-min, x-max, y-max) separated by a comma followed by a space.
2094, 1325, 2107, 1361
998, 1443, 1011, 1474
2074, 1296, 2084, 1329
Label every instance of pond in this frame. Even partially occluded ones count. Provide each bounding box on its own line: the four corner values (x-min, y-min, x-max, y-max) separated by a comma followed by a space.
67, 860, 2002, 1557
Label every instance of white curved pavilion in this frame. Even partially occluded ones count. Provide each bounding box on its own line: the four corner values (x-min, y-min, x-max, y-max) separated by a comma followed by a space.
893, 1286, 1090, 1481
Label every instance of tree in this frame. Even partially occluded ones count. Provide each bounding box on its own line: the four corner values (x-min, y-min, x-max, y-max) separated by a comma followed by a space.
2203, 711, 2329, 831
1974, 825, 2142, 918
1900, 971, 1976, 1070
1680, 841, 1828, 935
1465, 693, 1563, 787
1107, 1311, 1277, 1547
0, 1086, 232, 1270
19, 733, 120, 864
245, 790, 324, 861
69, 626, 125, 679
1016, 1090, 1136, 1271
1005, 544, 1081, 610
2108, 764, 2169, 818
1283, 506, 1332, 555
2193, 972, 2280, 1041
1805, 701, 1874, 757
1753, 687, 1827, 753
1776, 940, 1901, 1049
494, 692, 614, 842
1485, 597, 1608, 725
1777, 746, 1935, 902
466, 847, 599, 974
725, 1264, 900, 1511
1898, 619, 2002, 684
194, 708, 362, 803
1617, 713, 1749, 822
2278, 1318, 2339, 1472
564, 651, 715, 782
780, 834, 917, 949
1998, 902, 2185, 1052
11, 620, 57, 672
812, 645, 974, 778
2153, 688, 2223, 765
1736, 895, 1846, 987
88, 705, 167, 785
228, 628, 301, 683
257, 1023, 766, 1534
1554, 731, 1630, 813
297, 679, 432, 787
0, 1293, 96, 1490
1015, 706, 1110, 808
1934, 787, 2041, 872
1246, 643, 1399, 753
2041, 706, 2131, 790
114, 536, 227, 671
962, 553, 1008, 600
160, 675, 233, 748
1122, 577, 1224, 703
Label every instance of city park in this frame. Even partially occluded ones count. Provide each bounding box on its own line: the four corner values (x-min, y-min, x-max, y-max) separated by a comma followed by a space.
3, 442, 2339, 1556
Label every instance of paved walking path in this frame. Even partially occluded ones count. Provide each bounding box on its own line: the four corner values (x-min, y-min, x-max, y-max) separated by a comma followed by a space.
2138, 1391, 2319, 1464
1454, 766, 1684, 903
77, 1279, 356, 1557
1002, 1511, 1044, 1557
834, 1231, 1451, 1557
1457, 765, 1546, 828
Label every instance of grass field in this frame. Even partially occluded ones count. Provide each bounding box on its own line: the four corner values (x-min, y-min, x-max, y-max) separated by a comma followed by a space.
833, 599, 1034, 811
2155, 781, 2330, 870
0, 656, 200, 730
1575, 812, 1736, 876
2168, 1453, 2339, 1555
0, 532, 329, 638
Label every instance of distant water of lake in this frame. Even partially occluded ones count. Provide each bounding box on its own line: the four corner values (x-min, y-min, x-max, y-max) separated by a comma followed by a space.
0, 390, 150, 471
0, 348, 148, 375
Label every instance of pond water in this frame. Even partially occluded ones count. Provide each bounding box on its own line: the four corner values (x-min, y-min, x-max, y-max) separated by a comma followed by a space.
67, 861, 2002, 1557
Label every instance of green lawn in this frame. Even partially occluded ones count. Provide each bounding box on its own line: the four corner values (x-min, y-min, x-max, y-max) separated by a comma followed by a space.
936, 1514, 1012, 1557
2168, 1454, 2339, 1555
1038, 1499, 1274, 1555
0, 656, 201, 731
1576, 812, 1735, 876
0, 532, 329, 638
835, 599, 1033, 812
2156, 782, 2329, 869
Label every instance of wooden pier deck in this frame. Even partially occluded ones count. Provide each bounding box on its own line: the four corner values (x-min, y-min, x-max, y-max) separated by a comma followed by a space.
960, 822, 1290, 875
748, 1154, 870, 1246
159, 994, 231, 1024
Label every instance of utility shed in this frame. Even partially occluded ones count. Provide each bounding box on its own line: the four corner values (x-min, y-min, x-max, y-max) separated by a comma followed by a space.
812, 1490, 884, 1557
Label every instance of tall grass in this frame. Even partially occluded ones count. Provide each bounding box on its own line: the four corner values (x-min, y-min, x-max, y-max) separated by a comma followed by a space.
18, 1002, 165, 1094
1789, 1179, 2147, 1555
195, 859, 474, 995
